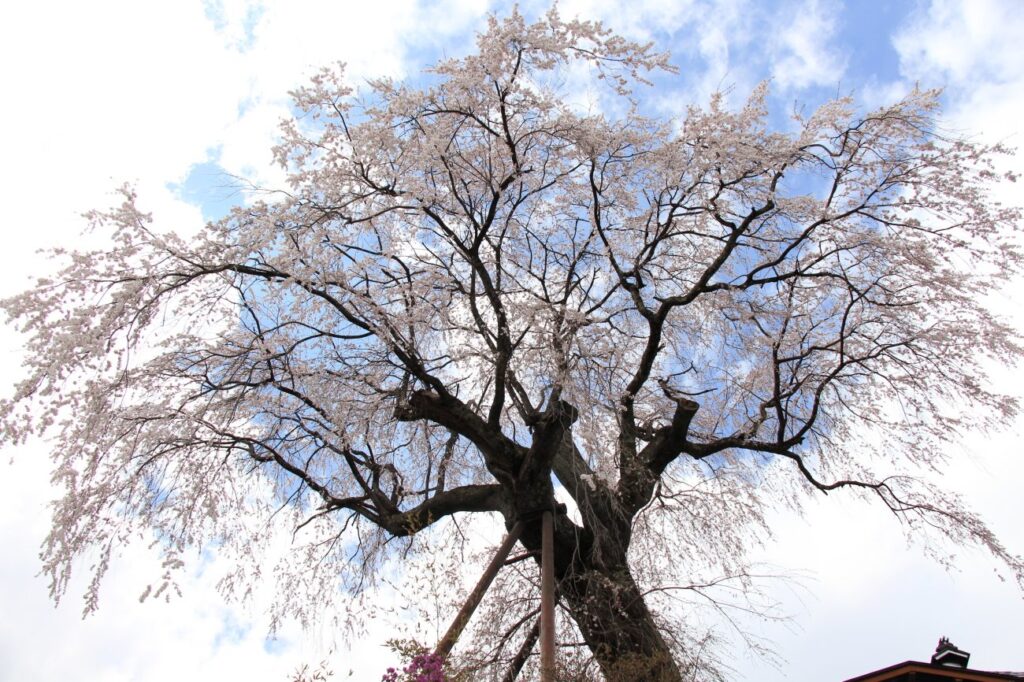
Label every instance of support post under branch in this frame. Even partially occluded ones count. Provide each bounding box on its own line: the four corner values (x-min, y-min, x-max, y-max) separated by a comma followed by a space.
540, 510, 555, 682
434, 522, 523, 660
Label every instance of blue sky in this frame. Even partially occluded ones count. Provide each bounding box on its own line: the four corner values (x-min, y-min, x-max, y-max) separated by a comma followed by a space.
1, 1, 1022, 680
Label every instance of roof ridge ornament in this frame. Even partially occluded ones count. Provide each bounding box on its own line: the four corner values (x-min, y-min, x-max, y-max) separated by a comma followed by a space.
932, 636, 971, 669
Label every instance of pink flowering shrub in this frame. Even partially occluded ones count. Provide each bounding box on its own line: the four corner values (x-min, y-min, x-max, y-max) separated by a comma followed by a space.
381, 651, 447, 682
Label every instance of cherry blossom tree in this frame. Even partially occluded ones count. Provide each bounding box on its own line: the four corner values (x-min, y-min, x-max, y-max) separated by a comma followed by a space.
3, 9, 1022, 681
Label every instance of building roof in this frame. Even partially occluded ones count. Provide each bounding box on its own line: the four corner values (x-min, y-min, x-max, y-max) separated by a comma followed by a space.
842, 660, 1024, 682
843, 637, 1024, 682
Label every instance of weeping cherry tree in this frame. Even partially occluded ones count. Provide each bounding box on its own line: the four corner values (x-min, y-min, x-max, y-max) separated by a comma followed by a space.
3, 9, 1022, 681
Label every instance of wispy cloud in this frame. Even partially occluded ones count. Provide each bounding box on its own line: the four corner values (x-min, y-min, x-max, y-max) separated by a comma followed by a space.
768, 0, 847, 91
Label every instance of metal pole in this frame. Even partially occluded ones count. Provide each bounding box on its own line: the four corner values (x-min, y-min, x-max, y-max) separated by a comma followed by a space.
540, 510, 556, 682
434, 522, 523, 660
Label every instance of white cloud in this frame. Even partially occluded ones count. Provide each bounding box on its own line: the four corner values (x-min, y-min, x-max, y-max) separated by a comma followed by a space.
894, 0, 1024, 91
553, 0, 846, 107
768, 0, 847, 91
556, 0, 697, 38
207, 0, 495, 187
0, 1, 243, 273
894, 0, 1024, 154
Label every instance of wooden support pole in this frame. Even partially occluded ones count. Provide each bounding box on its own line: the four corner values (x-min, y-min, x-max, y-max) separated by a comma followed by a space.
501, 617, 541, 682
540, 510, 556, 682
434, 522, 523, 660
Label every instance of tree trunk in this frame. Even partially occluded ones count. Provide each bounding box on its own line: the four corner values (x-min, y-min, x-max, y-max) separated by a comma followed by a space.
562, 561, 681, 681
515, 514, 682, 682
506, 414, 681, 680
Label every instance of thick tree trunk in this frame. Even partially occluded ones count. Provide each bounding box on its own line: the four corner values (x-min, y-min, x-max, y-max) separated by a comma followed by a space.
506, 403, 682, 680
562, 561, 681, 681
515, 514, 682, 682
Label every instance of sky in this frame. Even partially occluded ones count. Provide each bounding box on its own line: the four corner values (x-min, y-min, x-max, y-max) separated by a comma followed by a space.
0, 1, 1022, 680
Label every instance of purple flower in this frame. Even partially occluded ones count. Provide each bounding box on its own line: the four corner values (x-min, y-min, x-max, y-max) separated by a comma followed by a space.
381, 651, 447, 682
